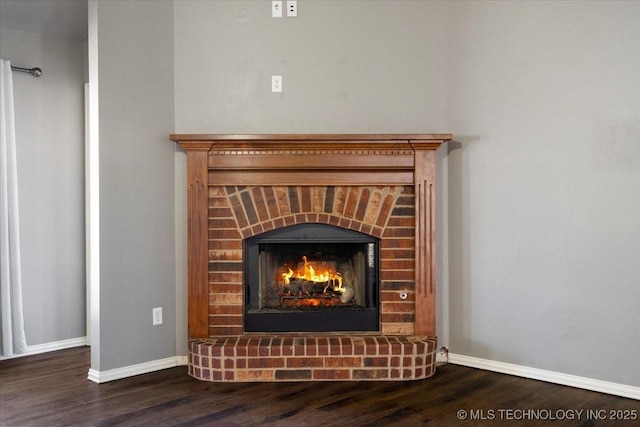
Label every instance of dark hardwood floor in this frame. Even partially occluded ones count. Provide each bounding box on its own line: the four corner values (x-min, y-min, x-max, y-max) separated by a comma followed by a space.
1, 347, 638, 426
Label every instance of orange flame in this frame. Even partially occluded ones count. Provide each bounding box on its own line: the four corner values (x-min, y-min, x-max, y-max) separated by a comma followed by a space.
281, 256, 342, 289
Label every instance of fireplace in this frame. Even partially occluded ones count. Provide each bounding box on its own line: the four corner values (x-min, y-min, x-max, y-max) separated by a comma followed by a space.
170, 134, 451, 382
244, 223, 379, 333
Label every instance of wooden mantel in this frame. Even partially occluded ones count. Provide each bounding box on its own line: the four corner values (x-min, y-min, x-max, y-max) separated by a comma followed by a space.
170, 134, 452, 339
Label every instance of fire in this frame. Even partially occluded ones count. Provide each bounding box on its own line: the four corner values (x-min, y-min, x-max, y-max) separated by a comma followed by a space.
281, 256, 343, 290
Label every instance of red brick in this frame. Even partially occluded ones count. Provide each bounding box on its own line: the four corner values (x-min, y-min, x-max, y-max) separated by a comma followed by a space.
209, 206, 234, 218
380, 270, 414, 281
344, 188, 359, 218
209, 271, 243, 284
276, 370, 312, 380
209, 239, 243, 250
378, 341, 390, 355
251, 187, 270, 222
248, 357, 285, 369
210, 315, 242, 328
211, 304, 242, 315
209, 218, 238, 230
300, 187, 312, 212
293, 338, 305, 356
329, 337, 341, 356
209, 326, 243, 336
364, 357, 389, 367
381, 259, 414, 270
382, 313, 415, 323
306, 338, 317, 356
375, 194, 395, 227
338, 217, 351, 229
210, 229, 243, 240
263, 187, 280, 219
287, 357, 324, 368
386, 217, 413, 227
317, 337, 329, 355
313, 369, 351, 380
360, 224, 373, 235
381, 238, 413, 249
325, 357, 362, 368
354, 188, 370, 221
353, 369, 388, 380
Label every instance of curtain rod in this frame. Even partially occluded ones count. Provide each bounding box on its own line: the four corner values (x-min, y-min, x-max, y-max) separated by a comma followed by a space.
11, 65, 43, 77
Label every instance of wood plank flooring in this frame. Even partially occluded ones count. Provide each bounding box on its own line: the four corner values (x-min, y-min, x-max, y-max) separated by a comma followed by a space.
1, 347, 638, 426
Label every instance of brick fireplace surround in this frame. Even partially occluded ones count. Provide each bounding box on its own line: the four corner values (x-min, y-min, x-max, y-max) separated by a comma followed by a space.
170, 134, 451, 382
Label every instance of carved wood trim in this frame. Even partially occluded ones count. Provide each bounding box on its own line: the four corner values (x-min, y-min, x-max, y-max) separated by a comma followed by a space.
413, 148, 437, 336
185, 144, 212, 339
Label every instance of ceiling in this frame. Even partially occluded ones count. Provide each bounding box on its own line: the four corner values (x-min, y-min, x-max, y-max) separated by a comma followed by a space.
0, 0, 87, 41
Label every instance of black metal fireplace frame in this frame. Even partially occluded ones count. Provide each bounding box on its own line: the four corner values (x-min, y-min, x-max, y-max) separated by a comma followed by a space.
244, 223, 380, 333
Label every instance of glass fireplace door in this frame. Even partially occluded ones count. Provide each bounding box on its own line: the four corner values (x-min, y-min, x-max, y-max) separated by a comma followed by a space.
244, 224, 379, 332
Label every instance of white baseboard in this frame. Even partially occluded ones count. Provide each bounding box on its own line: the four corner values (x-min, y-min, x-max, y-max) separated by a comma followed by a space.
0, 337, 87, 360
449, 353, 640, 401
87, 355, 188, 383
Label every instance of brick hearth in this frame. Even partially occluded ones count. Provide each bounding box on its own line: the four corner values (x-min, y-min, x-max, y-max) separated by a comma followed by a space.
171, 134, 451, 382
189, 335, 437, 382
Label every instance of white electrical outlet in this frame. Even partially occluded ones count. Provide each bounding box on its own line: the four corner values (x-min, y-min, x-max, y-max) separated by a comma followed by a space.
152, 307, 163, 325
286, 1, 297, 17
272, 75, 282, 92
272, 1, 282, 18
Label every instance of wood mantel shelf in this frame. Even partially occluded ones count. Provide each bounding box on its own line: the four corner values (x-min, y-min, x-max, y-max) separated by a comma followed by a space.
170, 133, 452, 141
171, 133, 451, 340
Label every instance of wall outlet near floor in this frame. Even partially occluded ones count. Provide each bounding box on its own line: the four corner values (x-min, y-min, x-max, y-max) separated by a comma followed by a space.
436, 346, 449, 365
272, 75, 282, 92
152, 307, 163, 325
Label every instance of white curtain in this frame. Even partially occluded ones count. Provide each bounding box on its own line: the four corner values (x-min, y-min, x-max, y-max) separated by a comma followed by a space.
0, 59, 28, 357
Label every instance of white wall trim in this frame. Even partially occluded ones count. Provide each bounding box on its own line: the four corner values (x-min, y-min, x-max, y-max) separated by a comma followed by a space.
0, 337, 87, 360
87, 355, 188, 384
449, 353, 640, 401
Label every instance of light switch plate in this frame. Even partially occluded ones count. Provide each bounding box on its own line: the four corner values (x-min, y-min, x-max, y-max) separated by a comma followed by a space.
272, 1, 282, 18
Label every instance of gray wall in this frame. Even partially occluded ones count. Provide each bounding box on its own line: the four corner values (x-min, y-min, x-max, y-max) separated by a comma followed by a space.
174, 0, 448, 133
93, 0, 175, 371
447, 1, 640, 386
0, 26, 86, 346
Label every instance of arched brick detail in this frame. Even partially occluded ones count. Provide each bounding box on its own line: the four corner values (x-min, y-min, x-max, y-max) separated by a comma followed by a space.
224, 185, 407, 239
208, 184, 416, 337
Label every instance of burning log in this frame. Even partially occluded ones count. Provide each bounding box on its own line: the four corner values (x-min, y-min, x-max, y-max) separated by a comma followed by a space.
285, 278, 343, 296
